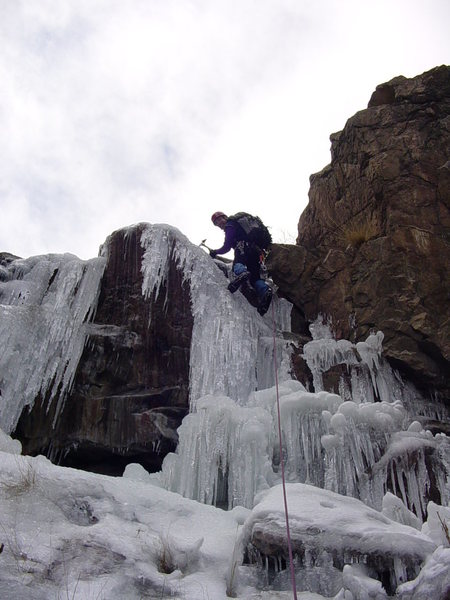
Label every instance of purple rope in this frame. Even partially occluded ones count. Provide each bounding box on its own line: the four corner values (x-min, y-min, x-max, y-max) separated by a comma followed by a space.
271, 300, 298, 600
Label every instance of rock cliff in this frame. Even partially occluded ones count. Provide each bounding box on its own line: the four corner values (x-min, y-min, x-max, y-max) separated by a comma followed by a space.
1, 67, 449, 600
268, 65, 450, 403
3, 66, 449, 478
14, 225, 193, 474
5, 223, 287, 476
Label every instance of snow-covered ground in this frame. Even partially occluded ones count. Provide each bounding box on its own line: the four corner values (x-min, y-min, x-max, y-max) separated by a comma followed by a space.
1, 431, 449, 599
0, 434, 244, 600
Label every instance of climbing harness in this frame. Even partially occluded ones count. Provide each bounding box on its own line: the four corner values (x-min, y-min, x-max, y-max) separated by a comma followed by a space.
271, 300, 298, 600
259, 250, 269, 279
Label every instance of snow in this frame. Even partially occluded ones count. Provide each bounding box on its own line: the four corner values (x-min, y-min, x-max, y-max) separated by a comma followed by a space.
245, 484, 435, 559
240, 483, 448, 598
0, 447, 245, 600
0, 434, 450, 600
1, 224, 449, 599
396, 546, 450, 600
0, 428, 22, 455
1, 438, 448, 600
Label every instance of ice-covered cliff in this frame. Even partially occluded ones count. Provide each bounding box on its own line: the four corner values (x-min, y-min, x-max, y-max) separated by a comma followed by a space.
0, 223, 292, 471
0, 252, 105, 431
0, 223, 449, 599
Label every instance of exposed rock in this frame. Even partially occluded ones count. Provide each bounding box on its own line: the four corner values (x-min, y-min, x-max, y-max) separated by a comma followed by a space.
268, 66, 450, 402
0, 252, 21, 282
0, 252, 21, 264
15, 224, 193, 474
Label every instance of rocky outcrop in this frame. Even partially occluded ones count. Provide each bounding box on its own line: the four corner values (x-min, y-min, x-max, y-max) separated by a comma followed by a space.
0, 252, 21, 276
15, 225, 193, 474
268, 66, 450, 402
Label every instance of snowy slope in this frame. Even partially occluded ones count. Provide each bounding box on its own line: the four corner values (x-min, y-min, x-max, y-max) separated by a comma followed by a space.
1, 433, 449, 599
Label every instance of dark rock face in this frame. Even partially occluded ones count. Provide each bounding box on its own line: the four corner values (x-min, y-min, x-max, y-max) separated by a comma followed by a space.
0, 252, 21, 281
268, 66, 450, 402
15, 225, 193, 474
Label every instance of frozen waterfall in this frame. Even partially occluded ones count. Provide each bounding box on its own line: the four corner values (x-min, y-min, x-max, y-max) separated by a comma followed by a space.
159, 269, 448, 516
1, 225, 447, 524
0, 253, 105, 432
0, 223, 449, 599
139, 224, 293, 407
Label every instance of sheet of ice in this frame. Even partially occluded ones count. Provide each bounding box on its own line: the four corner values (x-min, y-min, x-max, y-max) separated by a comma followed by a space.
161, 382, 340, 509
162, 363, 448, 517
309, 314, 334, 340
371, 431, 450, 519
303, 328, 391, 399
297, 321, 450, 517
382, 492, 421, 530
302, 324, 427, 414
1, 226, 448, 599
396, 546, 450, 600
277, 390, 341, 487
320, 399, 406, 505
161, 373, 449, 522
303, 337, 358, 391
240, 483, 437, 597
315, 324, 447, 425
162, 395, 275, 509
0, 253, 105, 432
134, 222, 449, 526
421, 501, 450, 547
139, 224, 293, 407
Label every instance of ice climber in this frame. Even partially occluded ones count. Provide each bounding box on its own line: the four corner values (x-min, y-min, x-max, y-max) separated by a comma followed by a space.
210, 211, 273, 316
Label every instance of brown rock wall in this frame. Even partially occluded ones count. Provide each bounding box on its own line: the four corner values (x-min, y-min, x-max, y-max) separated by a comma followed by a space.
268, 66, 450, 400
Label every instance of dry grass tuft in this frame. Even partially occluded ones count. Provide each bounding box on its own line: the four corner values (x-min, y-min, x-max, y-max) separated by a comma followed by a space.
156, 533, 176, 575
342, 214, 379, 248
1, 461, 36, 497
437, 512, 450, 546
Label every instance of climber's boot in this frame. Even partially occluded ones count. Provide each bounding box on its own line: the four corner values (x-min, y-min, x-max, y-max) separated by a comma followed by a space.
257, 288, 273, 316
227, 270, 250, 293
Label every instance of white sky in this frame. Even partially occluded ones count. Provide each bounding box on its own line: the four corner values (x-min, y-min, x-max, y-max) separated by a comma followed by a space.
1, 0, 449, 259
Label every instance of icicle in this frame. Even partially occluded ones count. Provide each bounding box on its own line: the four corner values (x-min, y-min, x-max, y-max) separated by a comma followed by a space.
161, 395, 274, 509
139, 224, 294, 406
0, 253, 105, 432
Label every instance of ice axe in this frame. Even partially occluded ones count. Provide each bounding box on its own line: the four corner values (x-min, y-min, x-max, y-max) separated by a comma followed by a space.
200, 239, 231, 264
199, 239, 213, 252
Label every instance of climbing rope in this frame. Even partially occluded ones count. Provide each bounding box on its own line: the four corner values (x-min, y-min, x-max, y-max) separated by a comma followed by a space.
271, 299, 298, 600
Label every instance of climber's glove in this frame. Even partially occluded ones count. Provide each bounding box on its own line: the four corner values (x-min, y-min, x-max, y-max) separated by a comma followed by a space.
209, 249, 217, 258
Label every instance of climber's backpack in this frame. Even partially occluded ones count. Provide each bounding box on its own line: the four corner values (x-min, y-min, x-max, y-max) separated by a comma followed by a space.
227, 212, 272, 250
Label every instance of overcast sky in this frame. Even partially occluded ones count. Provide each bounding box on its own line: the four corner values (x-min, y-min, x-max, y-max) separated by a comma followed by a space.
1, 0, 449, 259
